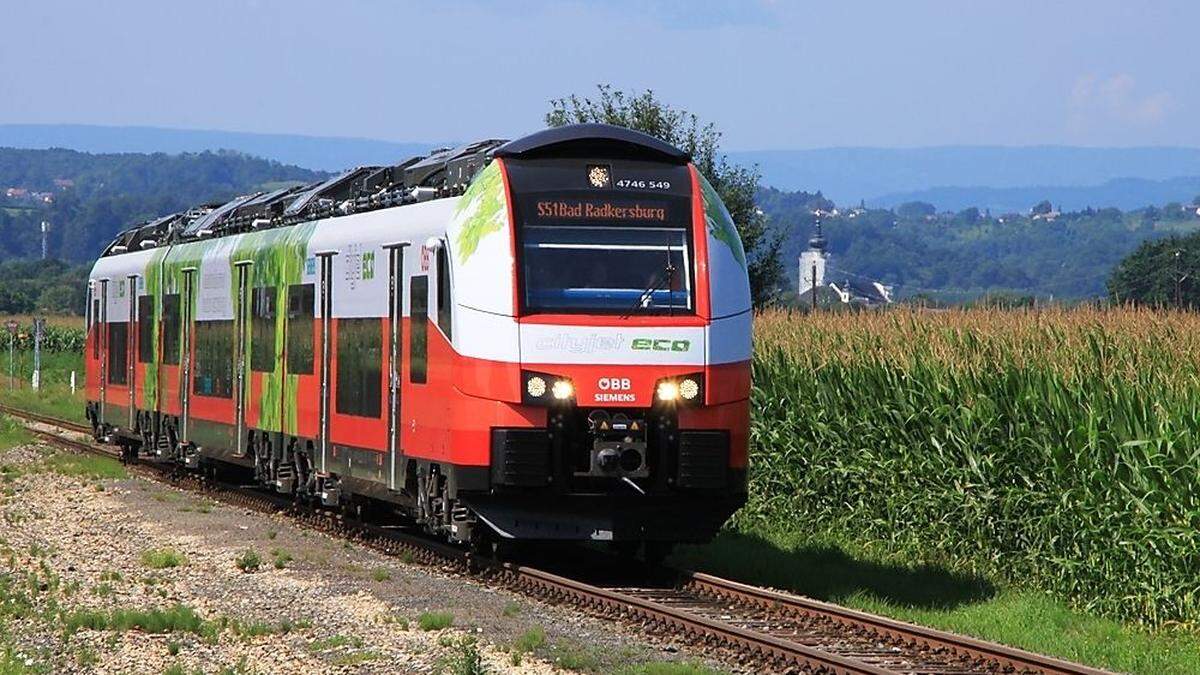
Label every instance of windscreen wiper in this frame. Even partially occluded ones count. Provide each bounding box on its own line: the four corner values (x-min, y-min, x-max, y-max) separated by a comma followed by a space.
620, 260, 676, 318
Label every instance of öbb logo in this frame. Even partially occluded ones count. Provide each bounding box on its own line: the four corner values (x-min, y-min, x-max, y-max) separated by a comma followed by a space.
631, 338, 690, 352
597, 377, 631, 391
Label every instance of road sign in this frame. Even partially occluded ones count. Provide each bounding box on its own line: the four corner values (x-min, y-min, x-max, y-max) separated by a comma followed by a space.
4, 320, 17, 334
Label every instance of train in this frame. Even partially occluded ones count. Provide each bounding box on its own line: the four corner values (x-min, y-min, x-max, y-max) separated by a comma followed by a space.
84, 123, 751, 558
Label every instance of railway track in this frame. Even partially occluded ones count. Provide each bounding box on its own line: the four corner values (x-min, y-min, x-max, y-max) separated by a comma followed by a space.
0, 404, 1112, 675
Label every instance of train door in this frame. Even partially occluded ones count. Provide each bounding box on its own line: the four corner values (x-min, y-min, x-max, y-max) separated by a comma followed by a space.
316, 251, 336, 473
233, 262, 252, 456
97, 279, 109, 426
179, 267, 196, 443
385, 243, 409, 490
126, 275, 137, 430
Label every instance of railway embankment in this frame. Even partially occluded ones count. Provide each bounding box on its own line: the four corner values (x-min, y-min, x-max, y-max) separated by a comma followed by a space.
0, 433, 705, 674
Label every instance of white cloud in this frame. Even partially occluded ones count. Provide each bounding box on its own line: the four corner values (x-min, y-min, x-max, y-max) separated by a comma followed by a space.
1069, 73, 1173, 127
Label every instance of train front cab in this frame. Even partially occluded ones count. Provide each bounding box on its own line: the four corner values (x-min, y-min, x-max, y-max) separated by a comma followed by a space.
450, 126, 752, 544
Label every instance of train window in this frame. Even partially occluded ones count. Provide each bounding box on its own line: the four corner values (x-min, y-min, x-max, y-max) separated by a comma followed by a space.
436, 246, 452, 340
251, 286, 276, 373
107, 322, 128, 385
92, 297, 100, 359
137, 295, 154, 363
521, 225, 693, 313
161, 294, 180, 365
336, 318, 382, 418
409, 276, 428, 384
286, 283, 314, 375
193, 320, 234, 398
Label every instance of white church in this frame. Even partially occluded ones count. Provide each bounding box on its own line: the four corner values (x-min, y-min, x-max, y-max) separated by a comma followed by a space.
797, 221, 894, 307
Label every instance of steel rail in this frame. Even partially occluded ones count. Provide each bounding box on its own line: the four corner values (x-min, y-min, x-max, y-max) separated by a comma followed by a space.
0, 405, 1114, 675
682, 572, 1111, 675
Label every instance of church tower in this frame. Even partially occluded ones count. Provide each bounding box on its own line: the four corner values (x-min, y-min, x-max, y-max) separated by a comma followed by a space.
798, 220, 828, 296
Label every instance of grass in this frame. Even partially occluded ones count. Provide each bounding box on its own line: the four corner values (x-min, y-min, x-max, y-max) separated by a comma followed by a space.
552, 640, 601, 671
0, 417, 30, 451
63, 604, 205, 635
0, 351, 86, 424
514, 626, 545, 653
234, 550, 261, 573
140, 548, 186, 569
674, 526, 1200, 675
42, 452, 126, 480
269, 548, 293, 569
417, 611, 453, 631
370, 568, 391, 582
501, 601, 521, 618
309, 634, 363, 652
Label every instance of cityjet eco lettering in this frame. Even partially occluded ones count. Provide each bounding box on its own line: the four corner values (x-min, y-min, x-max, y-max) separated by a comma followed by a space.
535, 333, 625, 354
536, 200, 667, 222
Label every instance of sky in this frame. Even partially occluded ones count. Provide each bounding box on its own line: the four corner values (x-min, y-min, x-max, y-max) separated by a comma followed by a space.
1, 0, 1197, 150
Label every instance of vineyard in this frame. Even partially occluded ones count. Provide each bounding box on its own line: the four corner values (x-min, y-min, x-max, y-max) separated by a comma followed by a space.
745, 307, 1200, 628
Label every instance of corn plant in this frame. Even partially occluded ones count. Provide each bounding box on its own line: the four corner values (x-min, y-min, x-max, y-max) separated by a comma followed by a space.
746, 306, 1200, 627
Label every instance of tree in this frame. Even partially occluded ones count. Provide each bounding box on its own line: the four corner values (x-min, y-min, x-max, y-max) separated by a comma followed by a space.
546, 85, 783, 307
1108, 234, 1200, 307
896, 201, 936, 219
1031, 200, 1053, 215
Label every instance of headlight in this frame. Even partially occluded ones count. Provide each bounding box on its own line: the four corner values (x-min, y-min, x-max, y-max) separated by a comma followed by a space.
656, 381, 680, 402
679, 378, 700, 401
526, 376, 547, 398
522, 370, 572, 405
654, 373, 704, 407
552, 379, 574, 400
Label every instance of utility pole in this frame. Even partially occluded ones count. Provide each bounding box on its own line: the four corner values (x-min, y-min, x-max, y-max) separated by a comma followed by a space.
40, 221, 49, 260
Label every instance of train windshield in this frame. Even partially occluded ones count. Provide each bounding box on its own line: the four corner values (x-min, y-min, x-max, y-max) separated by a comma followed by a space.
522, 225, 693, 313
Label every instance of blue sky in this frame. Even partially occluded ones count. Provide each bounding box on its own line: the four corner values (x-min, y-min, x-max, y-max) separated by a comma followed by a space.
1, 0, 1196, 149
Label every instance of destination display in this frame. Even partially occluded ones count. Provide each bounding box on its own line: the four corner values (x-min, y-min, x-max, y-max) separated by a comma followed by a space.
534, 199, 669, 222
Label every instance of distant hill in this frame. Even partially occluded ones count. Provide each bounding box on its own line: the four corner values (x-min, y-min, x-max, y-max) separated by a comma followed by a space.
9, 126, 1200, 210
869, 176, 1200, 214
728, 146, 1200, 205
0, 147, 326, 261
0, 124, 442, 173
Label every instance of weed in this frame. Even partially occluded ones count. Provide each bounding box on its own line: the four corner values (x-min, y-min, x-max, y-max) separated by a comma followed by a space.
309, 634, 363, 652
234, 550, 261, 573
141, 548, 186, 569
417, 611, 453, 631
42, 452, 127, 480
501, 601, 521, 618
514, 626, 545, 653
269, 548, 293, 570
371, 568, 391, 582
439, 635, 486, 675
64, 604, 205, 635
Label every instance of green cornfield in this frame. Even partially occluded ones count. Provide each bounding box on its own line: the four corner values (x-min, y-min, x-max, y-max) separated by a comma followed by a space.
745, 307, 1200, 628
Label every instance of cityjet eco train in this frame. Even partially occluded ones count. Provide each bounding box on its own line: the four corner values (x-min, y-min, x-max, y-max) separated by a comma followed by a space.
85, 124, 751, 557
